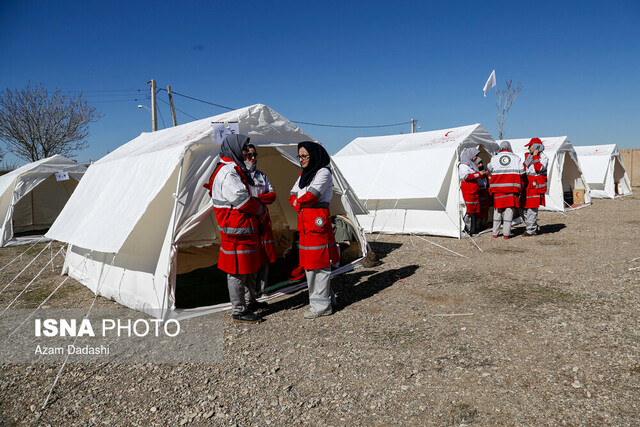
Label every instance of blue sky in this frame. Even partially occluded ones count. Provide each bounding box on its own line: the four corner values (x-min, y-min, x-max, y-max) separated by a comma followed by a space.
1, 0, 639, 165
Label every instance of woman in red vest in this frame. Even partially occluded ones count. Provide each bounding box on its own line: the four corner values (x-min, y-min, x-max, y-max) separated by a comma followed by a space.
289, 141, 340, 319
458, 147, 488, 235
522, 138, 549, 236
204, 134, 265, 323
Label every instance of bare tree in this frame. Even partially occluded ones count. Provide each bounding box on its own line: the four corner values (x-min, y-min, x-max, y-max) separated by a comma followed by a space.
0, 83, 101, 162
496, 80, 522, 140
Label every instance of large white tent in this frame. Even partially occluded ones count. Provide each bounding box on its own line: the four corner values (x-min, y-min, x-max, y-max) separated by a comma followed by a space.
333, 124, 499, 238
46, 104, 367, 320
574, 144, 632, 198
0, 155, 86, 247
499, 137, 591, 211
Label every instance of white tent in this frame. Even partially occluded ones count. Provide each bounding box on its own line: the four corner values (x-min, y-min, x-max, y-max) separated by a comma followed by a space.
0, 155, 86, 247
46, 104, 368, 320
333, 124, 499, 238
499, 137, 591, 211
574, 144, 632, 198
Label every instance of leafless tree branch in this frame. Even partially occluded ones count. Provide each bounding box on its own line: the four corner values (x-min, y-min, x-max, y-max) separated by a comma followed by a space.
495, 80, 522, 140
0, 83, 102, 162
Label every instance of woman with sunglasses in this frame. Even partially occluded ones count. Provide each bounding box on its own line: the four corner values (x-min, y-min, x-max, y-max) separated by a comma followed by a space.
288, 141, 340, 319
244, 144, 276, 300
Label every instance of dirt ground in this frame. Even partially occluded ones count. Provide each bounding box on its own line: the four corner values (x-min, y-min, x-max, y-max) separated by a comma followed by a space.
1, 193, 639, 425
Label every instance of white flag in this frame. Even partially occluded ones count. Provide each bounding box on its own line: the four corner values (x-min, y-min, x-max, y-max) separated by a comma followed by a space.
483, 69, 496, 97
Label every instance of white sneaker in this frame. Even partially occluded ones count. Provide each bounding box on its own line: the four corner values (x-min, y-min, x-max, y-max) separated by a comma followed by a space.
303, 309, 333, 319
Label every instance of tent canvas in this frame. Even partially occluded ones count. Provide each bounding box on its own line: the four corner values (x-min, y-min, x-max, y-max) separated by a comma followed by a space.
333, 124, 499, 238
574, 144, 632, 198
0, 155, 86, 247
46, 104, 368, 320
499, 137, 592, 211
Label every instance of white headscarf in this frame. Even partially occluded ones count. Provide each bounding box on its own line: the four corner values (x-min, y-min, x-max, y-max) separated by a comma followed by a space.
460, 148, 480, 172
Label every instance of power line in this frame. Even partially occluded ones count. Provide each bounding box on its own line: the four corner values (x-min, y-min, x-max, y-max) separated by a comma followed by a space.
157, 97, 198, 121
291, 120, 411, 129
158, 88, 235, 111
68, 89, 144, 93
88, 98, 141, 103
156, 88, 410, 129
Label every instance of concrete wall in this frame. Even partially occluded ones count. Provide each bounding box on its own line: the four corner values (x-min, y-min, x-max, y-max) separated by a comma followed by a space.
620, 149, 640, 187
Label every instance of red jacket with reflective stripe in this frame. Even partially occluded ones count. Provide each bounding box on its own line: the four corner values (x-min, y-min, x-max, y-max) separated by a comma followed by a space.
488, 151, 524, 208
522, 153, 548, 209
205, 158, 264, 274
460, 169, 482, 214
289, 170, 340, 270
257, 192, 277, 264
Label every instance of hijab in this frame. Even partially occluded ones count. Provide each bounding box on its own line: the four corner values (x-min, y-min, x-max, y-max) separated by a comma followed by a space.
219, 134, 253, 183
298, 141, 331, 189
530, 143, 545, 154
499, 141, 513, 152
460, 147, 480, 172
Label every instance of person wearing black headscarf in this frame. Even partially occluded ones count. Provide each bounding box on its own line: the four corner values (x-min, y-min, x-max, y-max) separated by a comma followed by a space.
288, 141, 340, 319
458, 147, 487, 235
204, 134, 265, 324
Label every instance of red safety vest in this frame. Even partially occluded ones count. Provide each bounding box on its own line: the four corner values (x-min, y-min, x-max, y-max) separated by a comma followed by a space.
288, 174, 340, 270
489, 151, 523, 209
522, 153, 547, 209
460, 172, 482, 214
297, 206, 340, 270
204, 158, 264, 275
257, 192, 277, 264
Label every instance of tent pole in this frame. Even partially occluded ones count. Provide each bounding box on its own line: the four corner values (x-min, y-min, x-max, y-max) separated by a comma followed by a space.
164, 156, 186, 319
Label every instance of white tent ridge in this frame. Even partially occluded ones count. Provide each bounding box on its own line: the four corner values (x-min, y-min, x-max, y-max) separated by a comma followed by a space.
498, 137, 592, 211
574, 144, 632, 198
46, 104, 368, 320
334, 123, 499, 238
0, 155, 86, 247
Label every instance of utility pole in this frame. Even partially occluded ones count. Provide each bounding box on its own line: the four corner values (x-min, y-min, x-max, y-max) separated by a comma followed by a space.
411, 118, 418, 133
147, 79, 158, 131
167, 85, 178, 127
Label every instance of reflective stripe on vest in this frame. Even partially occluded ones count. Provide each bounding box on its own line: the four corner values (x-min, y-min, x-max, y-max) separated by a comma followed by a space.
218, 226, 255, 235
491, 182, 522, 189
220, 247, 260, 255
300, 241, 337, 251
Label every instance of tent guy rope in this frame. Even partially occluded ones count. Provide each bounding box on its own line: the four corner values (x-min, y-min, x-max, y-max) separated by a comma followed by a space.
0, 241, 53, 296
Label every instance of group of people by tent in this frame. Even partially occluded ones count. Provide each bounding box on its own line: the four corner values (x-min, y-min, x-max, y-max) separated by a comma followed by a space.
459, 138, 548, 238
1, 104, 633, 324
203, 134, 341, 323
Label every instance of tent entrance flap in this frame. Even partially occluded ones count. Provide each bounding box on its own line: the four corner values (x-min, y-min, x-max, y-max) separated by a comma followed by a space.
12, 174, 79, 235
560, 153, 589, 208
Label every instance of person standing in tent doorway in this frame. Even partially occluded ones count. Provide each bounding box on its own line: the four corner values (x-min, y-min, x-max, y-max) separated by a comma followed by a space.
487, 141, 524, 239
521, 138, 549, 236
289, 141, 340, 319
459, 147, 487, 235
203, 134, 266, 324
475, 157, 490, 231
244, 143, 276, 301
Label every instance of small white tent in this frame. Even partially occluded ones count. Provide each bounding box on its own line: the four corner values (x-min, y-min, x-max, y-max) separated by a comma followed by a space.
499, 137, 591, 211
0, 155, 86, 247
46, 104, 367, 320
574, 144, 632, 198
333, 124, 499, 238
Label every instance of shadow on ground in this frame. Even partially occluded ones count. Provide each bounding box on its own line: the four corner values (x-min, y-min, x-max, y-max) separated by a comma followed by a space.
265, 264, 419, 315
510, 223, 566, 236
367, 241, 403, 261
